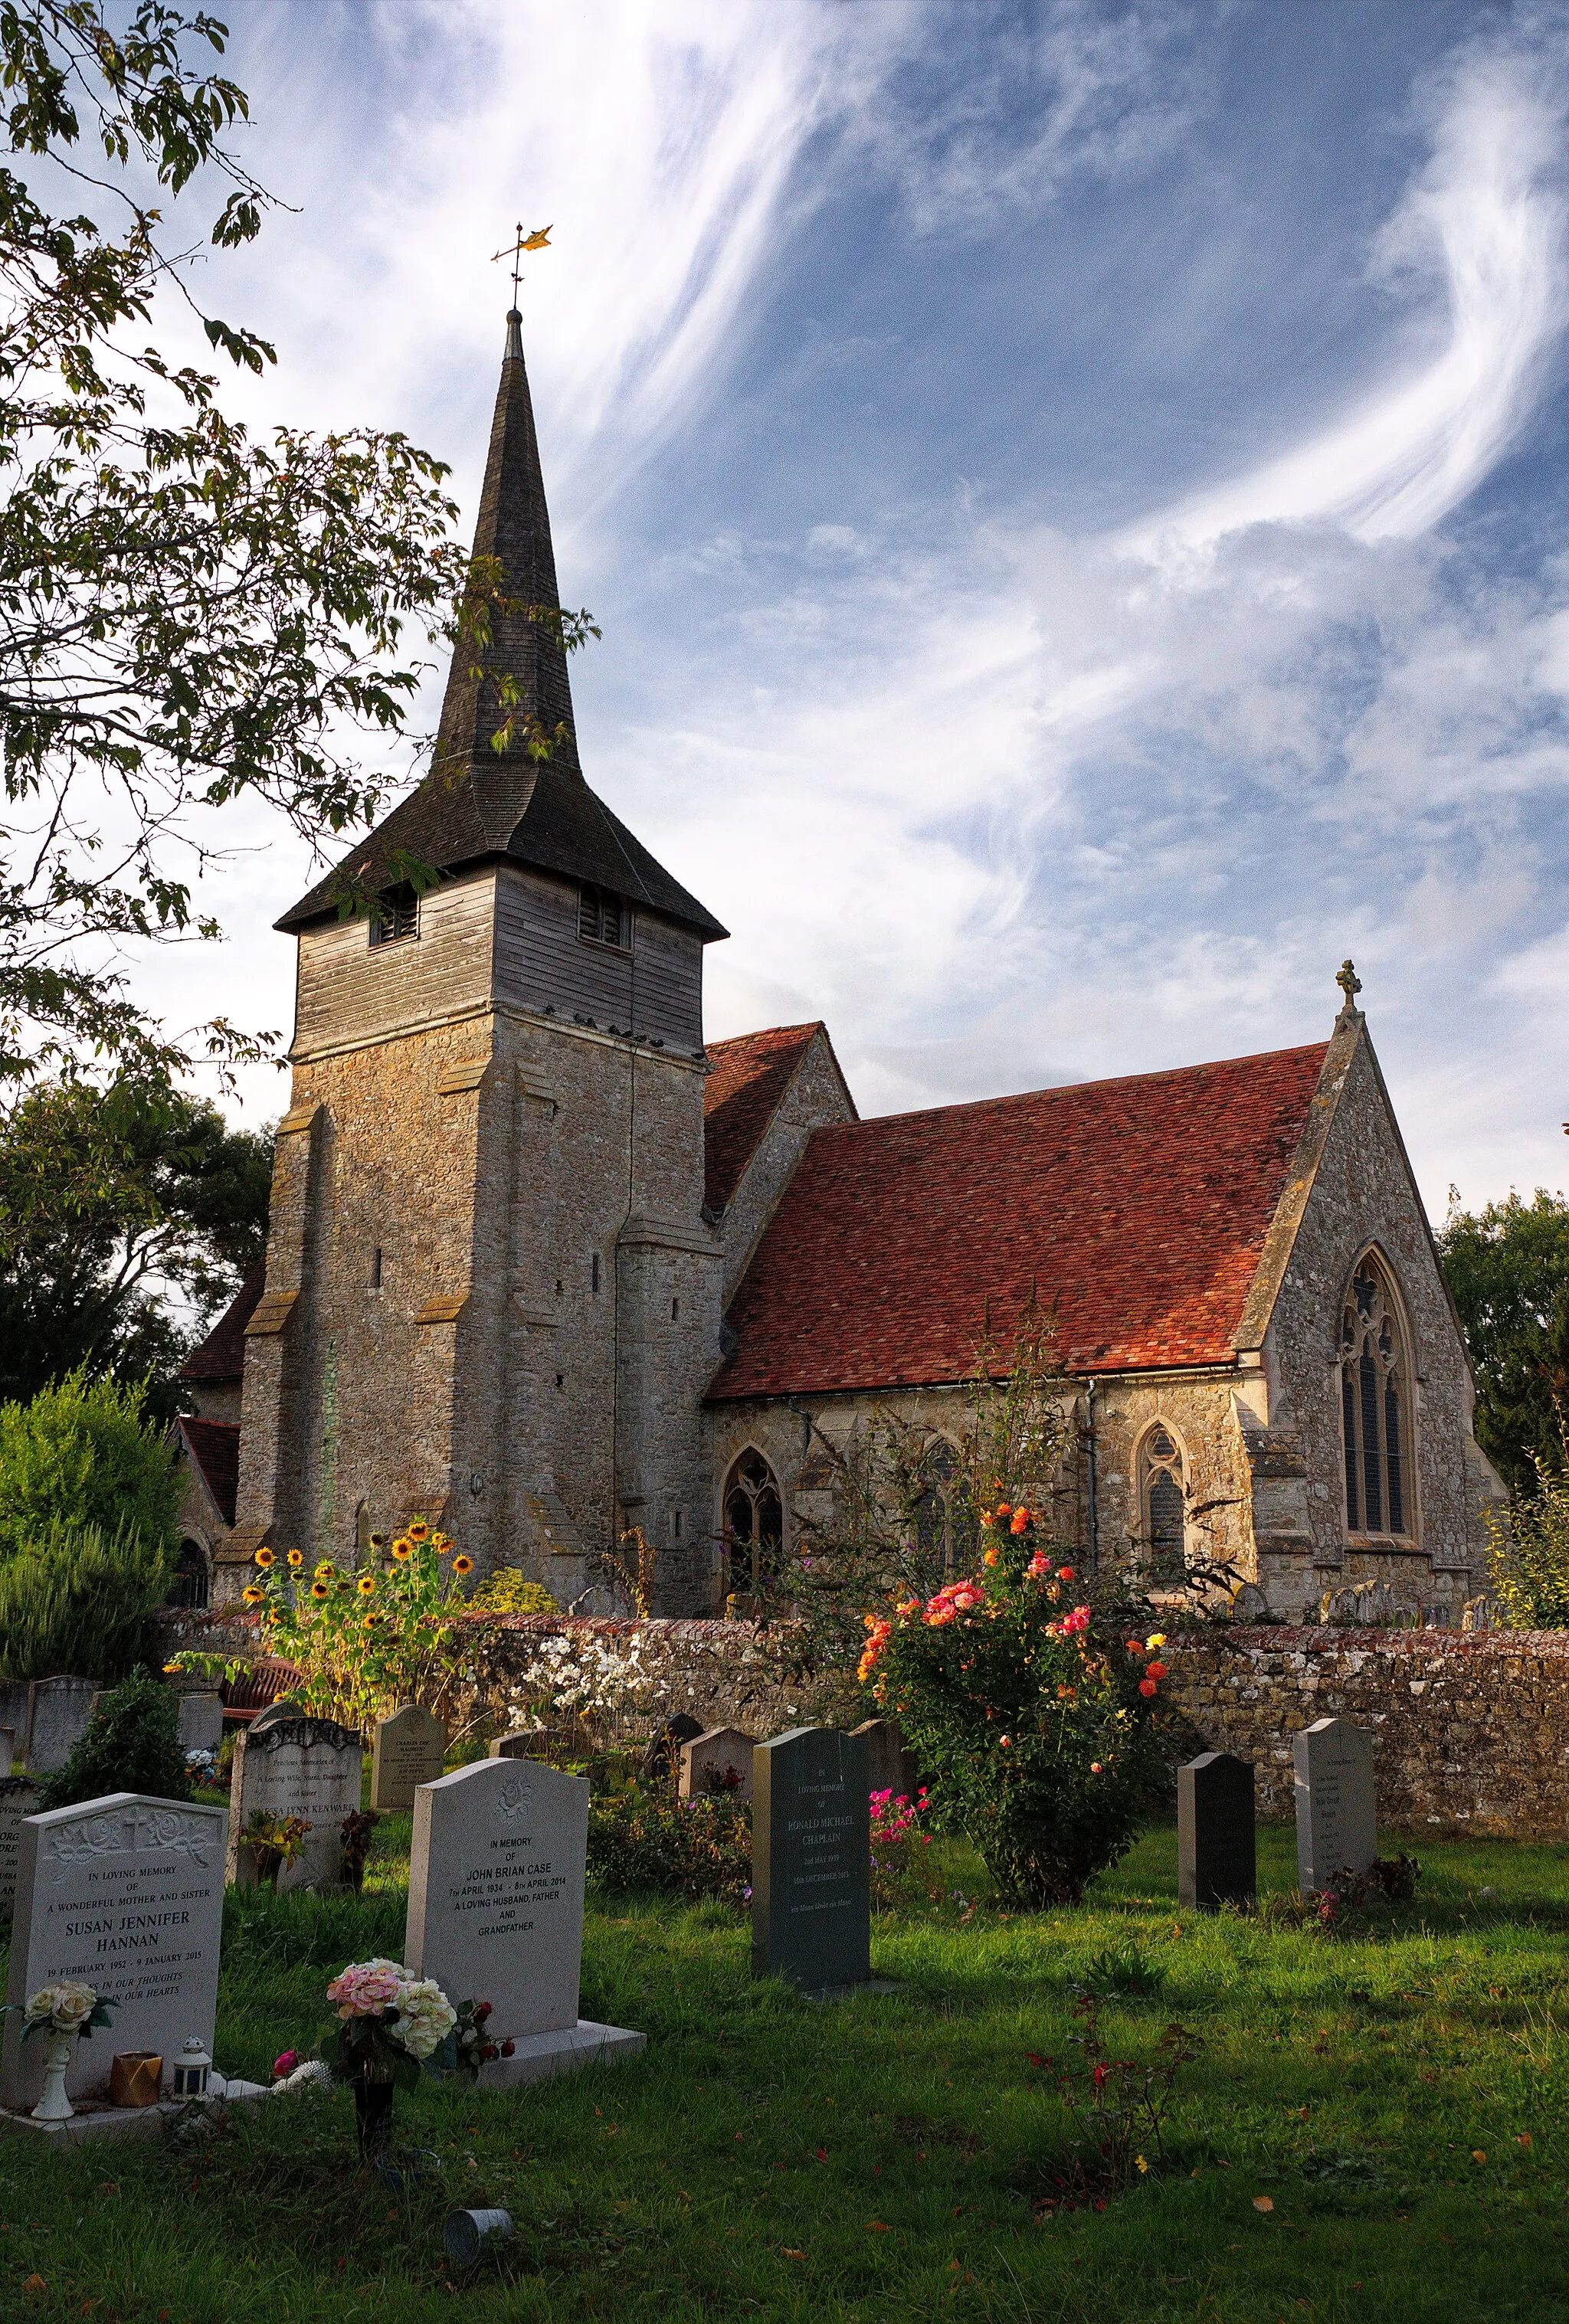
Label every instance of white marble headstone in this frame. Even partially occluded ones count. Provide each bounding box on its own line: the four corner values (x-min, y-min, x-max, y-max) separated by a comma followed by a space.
1293, 1716, 1377, 1893
0, 1791, 225, 2107
371, 1704, 446, 1811
678, 1727, 756, 1802
405, 1756, 644, 2086
225, 1716, 362, 1892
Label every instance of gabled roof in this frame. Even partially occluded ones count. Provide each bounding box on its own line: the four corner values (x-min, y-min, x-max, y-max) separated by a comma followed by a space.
276, 313, 725, 943
179, 1262, 267, 1385
710, 1040, 1332, 1400
178, 1417, 240, 1526
703, 1023, 835, 1213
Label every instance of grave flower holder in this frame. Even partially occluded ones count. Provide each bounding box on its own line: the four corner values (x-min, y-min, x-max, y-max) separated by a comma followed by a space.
352, 2069, 397, 2159
9, 1982, 116, 2124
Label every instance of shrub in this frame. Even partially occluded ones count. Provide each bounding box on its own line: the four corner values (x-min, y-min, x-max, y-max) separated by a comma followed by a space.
1486, 1422, 1569, 1628
587, 1784, 751, 1905
466, 1568, 558, 1615
0, 1513, 175, 1681
0, 1370, 179, 1563
860, 1503, 1168, 1907
38, 1668, 190, 1810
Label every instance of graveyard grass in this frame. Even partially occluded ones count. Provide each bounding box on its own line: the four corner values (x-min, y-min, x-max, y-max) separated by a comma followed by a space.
3, 1818, 1567, 2322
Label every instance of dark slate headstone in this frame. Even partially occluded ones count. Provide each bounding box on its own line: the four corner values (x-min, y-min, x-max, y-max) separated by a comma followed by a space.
1178, 1751, 1256, 1910
752, 1726, 870, 1992
641, 1713, 703, 1786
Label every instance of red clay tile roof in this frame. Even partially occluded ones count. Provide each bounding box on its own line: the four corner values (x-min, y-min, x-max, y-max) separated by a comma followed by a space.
703, 1023, 826, 1213
179, 1262, 267, 1383
710, 1041, 1330, 1399
179, 1417, 241, 1526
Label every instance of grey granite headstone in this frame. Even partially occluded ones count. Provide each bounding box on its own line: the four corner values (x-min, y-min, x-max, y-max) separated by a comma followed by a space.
1178, 1752, 1256, 1910
225, 1716, 362, 1892
25, 1677, 98, 1772
176, 1694, 224, 1759
851, 1717, 920, 1803
371, 1704, 445, 1811
641, 1713, 703, 1785
678, 1727, 755, 1802
0, 1776, 44, 1916
405, 1756, 643, 2086
1293, 1716, 1377, 1893
752, 1726, 870, 1992
0, 1790, 225, 2108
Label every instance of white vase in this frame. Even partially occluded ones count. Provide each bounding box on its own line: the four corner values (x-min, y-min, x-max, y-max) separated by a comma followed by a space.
31, 2028, 77, 2123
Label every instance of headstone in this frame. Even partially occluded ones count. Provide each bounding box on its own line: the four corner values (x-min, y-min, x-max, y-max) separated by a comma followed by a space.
851, 1717, 920, 1803
371, 1704, 446, 1811
752, 1726, 870, 1992
0, 1790, 225, 2110
489, 1726, 580, 1763
405, 1756, 644, 2085
0, 1730, 12, 1780
247, 1696, 306, 1736
0, 1683, 30, 1766
1293, 1716, 1376, 1893
224, 1716, 362, 1893
641, 1713, 703, 1785
0, 1776, 44, 1916
1178, 1752, 1256, 1910
678, 1726, 755, 1802
25, 1677, 98, 1773
176, 1694, 224, 1759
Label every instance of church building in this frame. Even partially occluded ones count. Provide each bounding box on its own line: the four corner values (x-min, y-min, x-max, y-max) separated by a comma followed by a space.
175, 313, 1505, 1627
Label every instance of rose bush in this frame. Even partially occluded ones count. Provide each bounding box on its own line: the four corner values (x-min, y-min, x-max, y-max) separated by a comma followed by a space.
860, 1503, 1169, 1906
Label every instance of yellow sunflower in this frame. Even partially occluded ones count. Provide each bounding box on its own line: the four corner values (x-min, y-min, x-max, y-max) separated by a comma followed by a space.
254, 1547, 275, 1569
357, 1573, 376, 1596
452, 1554, 474, 1576
242, 1586, 264, 1605
408, 1520, 430, 1542
369, 1533, 387, 1550
391, 1538, 413, 1562
431, 1531, 451, 1551
315, 1560, 336, 1579
287, 1548, 304, 1569
310, 1580, 330, 1600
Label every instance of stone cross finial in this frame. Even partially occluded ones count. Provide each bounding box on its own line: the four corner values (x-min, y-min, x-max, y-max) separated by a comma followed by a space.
1336, 959, 1362, 1009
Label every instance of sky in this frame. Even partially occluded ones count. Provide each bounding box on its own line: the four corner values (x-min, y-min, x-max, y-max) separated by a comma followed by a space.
120, 0, 1569, 1219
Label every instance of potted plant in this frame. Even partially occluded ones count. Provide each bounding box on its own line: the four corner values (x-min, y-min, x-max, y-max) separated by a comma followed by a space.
319, 1959, 514, 2155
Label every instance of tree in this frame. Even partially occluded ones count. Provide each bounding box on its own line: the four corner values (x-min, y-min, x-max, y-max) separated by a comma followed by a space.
0, 1075, 272, 1407
0, 2, 469, 1090
1437, 1188, 1569, 1496
0, 1366, 179, 1557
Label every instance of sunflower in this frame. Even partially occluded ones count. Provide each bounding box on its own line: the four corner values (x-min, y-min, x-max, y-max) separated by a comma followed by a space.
408, 1520, 430, 1543
287, 1548, 305, 1569
242, 1586, 264, 1605
452, 1553, 474, 1576
315, 1560, 336, 1579
391, 1538, 413, 1562
357, 1573, 376, 1596
369, 1533, 387, 1550
254, 1547, 275, 1569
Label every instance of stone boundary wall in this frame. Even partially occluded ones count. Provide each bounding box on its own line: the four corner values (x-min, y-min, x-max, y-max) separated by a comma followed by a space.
149, 1610, 1569, 1838
1166, 1625, 1569, 1838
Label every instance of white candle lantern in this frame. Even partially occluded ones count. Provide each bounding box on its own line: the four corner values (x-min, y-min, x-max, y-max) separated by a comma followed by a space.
170, 2036, 211, 2099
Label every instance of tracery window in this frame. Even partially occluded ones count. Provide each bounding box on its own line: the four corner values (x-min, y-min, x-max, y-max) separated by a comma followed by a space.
166, 1540, 210, 1610
914, 1442, 979, 1576
1341, 1255, 1412, 1538
1140, 1424, 1188, 1568
722, 1450, 782, 1605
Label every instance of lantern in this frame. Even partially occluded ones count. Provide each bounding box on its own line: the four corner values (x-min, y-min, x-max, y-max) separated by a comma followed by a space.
170, 2036, 211, 2099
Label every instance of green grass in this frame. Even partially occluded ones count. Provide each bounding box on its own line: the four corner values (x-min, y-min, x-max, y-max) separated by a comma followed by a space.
3, 1819, 1568, 2322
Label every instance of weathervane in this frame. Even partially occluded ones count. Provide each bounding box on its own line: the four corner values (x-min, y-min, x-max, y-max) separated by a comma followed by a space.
493, 221, 552, 306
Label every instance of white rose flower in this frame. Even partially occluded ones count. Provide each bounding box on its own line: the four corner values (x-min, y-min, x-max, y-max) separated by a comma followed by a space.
28, 1981, 96, 2031
393, 1977, 457, 2061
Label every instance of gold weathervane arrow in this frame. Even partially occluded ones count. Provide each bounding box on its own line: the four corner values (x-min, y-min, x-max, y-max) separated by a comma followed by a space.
493, 222, 552, 305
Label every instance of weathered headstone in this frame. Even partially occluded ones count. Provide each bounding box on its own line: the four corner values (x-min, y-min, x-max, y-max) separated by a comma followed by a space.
176, 1694, 224, 1760
405, 1756, 644, 2084
851, 1717, 920, 1803
25, 1677, 98, 1773
752, 1726, 871, 1992
0, 1684, 30, 1766
489, 1726, 580, 1763
0, 1730, 12, 1780
678, 1726, 755, 1802
0, 1776, 44, 1916
641, 1712, 703, 1785
1293, 1716, 1376, 1893
0, 1791, 225, 2110
224, 1716, 362, 1893
371, 1704, 445, 1811
1178, 1751, 1256, 1910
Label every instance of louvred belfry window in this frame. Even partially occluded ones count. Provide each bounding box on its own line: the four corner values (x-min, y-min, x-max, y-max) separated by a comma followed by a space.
1341, 1256, 1412, 1538
578, 882, 628, 949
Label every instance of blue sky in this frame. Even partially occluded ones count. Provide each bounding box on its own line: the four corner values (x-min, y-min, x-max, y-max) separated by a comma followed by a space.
132, 0, 1569, 1216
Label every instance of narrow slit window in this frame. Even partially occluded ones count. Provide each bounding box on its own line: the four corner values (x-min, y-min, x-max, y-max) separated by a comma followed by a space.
369, 882, 419, 945
1341, 1257, 1413, 1540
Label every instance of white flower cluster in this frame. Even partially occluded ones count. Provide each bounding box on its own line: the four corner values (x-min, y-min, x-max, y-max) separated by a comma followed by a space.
509, 1628, 659, 1733
394, 1976, 457, 2061
25, 1982, 97, 2033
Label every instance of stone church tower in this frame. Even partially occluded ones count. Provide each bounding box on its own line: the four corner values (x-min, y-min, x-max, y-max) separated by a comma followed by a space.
228, 311, 729, 1611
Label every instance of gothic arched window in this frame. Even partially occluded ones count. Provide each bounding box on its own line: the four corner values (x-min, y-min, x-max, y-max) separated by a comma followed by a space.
1341, 1255, 1413, 1538
913, 1442, 979, 1576
1140, 1424, 1188, 1568
166, 1540, 210, 1610
723, 1450, 782, 1604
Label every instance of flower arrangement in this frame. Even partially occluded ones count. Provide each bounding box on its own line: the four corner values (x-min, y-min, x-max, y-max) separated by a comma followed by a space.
859, 1501, 1171, 1905
319, 1958, 514, 2094
18, 1983, 113, 2042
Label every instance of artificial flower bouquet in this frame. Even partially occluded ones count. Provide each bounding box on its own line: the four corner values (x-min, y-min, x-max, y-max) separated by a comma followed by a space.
16, 1982, 114, 2043
319, 1958, 514, 2093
